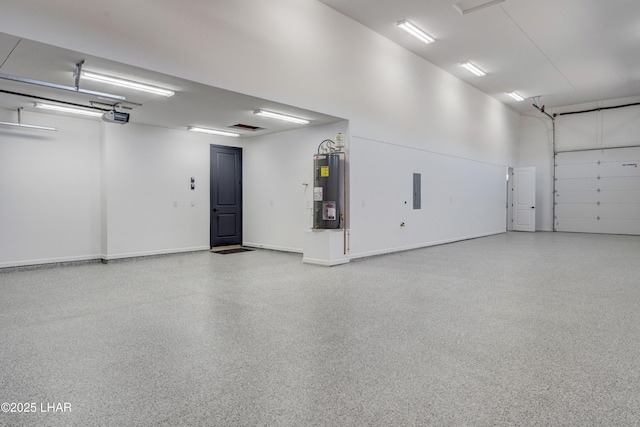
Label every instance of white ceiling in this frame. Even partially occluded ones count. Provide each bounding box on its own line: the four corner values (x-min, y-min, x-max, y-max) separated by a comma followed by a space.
319, 0, 640, 111
1, 0, 639, 130
0, 33, 343, 136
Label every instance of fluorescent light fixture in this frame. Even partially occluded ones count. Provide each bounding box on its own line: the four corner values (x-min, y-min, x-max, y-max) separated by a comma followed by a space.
0, 121, 57, 131
507, 91, 525, 101
453, 0, 506, 15
35, 102, 104, 117
0, 108, 58, 131
397, 20, 435, 44
253, 109, 309, 125
460, 61, 486, 76
187, 126, 240, 138
81, 71, 175, 97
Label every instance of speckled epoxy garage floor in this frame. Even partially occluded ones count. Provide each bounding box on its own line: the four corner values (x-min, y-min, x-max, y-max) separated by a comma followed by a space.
2, 231, 640, 426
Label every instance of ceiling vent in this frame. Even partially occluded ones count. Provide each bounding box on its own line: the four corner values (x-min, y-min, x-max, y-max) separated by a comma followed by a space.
453, 0, 505, 15
229, 124, 264, 131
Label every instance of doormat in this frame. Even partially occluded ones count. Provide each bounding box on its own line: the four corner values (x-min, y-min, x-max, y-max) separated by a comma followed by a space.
213, 248, 253, 255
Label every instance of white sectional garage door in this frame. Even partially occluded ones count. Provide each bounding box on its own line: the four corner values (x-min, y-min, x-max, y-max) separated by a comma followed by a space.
555, 147, 640, 235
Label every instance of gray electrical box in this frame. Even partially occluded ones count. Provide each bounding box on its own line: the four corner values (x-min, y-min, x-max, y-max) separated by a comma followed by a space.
413, 173, 421, 209
313, 154, 341, 229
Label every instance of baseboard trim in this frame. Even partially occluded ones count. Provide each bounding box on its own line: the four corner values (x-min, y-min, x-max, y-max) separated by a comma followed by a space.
242, 242, 302, 254
349, 230, 506, 260
0, 246, 210, 271
101, 246, 210, 261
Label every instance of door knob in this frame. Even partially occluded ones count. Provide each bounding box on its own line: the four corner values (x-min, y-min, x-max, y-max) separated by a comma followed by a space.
213, 208, 218, 212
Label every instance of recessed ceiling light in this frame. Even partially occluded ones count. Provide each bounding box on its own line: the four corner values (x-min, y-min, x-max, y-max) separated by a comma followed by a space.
507, 92, 525, 101
397, 20, 435, 44
81, 71, 175, 97
460, 61, 486, 76
187, 126, 240, 137
253, 109, 309, 125
34, 102, 104, 117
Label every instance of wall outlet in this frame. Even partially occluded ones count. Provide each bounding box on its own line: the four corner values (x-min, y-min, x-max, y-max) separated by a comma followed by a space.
173, 201, 178, 207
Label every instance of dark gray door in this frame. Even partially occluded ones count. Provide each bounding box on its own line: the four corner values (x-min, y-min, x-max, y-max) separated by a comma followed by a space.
210, 145, 242, 248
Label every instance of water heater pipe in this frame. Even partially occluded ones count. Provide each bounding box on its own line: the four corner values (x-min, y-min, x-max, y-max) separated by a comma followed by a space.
336, 151, 348, 255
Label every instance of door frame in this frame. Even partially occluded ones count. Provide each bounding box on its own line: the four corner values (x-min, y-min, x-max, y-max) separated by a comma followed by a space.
210, 144, 243, 248
513, 167, 536, 232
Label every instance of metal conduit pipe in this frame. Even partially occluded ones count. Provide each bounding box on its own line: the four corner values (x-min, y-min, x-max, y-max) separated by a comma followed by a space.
555, 101, 640, 117
533, 104, 556, 231
0, 89, 110, 112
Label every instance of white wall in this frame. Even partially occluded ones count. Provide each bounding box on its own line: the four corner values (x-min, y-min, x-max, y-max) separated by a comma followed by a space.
350, 136, 508, 257
0, 0, 519, 164
518, 96, 640, 232
243, 122, 348, 252
0, 110, 101, 267
101, 123, 235, 259
0, 0, 521, 264
0, 110, 245, 266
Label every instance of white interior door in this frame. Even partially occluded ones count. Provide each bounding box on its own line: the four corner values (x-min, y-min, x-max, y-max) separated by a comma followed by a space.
514, 167, 536, 232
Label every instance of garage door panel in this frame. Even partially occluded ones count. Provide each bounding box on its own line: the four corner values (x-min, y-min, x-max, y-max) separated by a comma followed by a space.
600, 147, 640, 161
598, 204, 640, 219
557, 147, 640, 162
556, 189, 640, 204
556, 218, 640, 234
556, 204, 598, 218
600, 190, 640, 204
555, 218, 601, 233
556, 177, 640, 192
555, 178, 599, 192
596, 219, 640, 234
556, 151, 595, 163
599, 162, 640, 177
555, 163, 597, 179
599, 177, 640, 190
557, 203, 640, 218
555, 191, 597, 204
555, 146, 640, 235
555, 163, 640, 179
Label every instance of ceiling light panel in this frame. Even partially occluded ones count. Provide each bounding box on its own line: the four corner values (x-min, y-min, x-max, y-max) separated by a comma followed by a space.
34, 102, 104, 117
507, 92, 525, 101
397, 20, 435, 44
187, 126, 240, 137
81, 71, 175, 97
460, 62, 486, 76
453, 0, 506, 15
0, 121, 57, 131
253, 109, 309, 125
